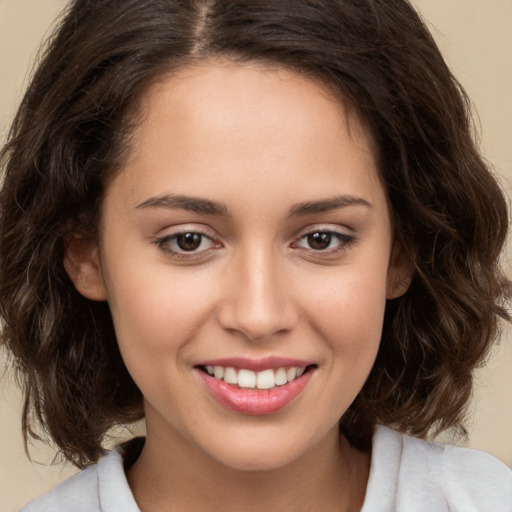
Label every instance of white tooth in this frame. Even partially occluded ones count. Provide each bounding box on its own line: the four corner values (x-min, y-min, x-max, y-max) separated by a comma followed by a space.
237, 369, 256, 388
286, 367, 297, 382
275, 367, 288, 386
223, 367, 238, 384
296, 367, 306, 377
206, 365, 214, 375
213, 366, 224, 380
256, 369, 276, 389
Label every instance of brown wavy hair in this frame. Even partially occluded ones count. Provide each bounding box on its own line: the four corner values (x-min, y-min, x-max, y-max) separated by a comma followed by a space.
1, 0, 510, 468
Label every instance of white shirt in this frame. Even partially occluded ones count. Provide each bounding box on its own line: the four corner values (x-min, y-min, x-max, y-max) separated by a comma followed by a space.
21, 425, 512, 511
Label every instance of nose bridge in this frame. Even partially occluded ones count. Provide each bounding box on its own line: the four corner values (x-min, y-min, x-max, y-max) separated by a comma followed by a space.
218, 241, 296, 340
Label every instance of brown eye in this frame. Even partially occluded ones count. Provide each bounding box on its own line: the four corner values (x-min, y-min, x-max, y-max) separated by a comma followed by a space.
295, 229, 356, 254
155, 231, 216, 256
307, 232, 332, 250
176, 232, 203, 251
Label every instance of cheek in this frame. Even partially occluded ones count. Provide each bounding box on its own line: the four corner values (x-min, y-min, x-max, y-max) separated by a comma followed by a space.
268, 260, 388, 433
103, 259, 219, 363
296, 257, 389, 360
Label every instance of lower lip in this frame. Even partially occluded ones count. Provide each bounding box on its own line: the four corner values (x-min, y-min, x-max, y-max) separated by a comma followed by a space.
196, 369, 314, 415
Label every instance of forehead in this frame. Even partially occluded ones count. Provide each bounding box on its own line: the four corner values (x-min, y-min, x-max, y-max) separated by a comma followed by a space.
108, 59, 385, 217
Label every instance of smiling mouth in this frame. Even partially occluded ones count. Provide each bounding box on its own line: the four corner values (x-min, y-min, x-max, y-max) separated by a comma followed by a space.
198, 365, 316, 390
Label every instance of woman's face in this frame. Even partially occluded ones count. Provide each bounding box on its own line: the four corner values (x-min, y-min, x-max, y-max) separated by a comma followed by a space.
68, 61, 409, 471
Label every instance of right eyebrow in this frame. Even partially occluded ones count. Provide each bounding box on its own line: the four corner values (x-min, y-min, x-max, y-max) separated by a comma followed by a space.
135, 194, 230, 216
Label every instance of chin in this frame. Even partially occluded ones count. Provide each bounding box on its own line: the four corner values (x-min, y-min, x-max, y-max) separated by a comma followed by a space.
212, 448, 301, 473
199, 426, 321, 473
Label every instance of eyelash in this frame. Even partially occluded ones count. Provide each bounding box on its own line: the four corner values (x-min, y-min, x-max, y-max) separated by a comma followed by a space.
293, 230, 357, 255
152, 229, 216, 259
153, 228, 357, 259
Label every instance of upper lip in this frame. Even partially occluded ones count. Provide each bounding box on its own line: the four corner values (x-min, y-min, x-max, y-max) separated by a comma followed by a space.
195, 356, 314, 372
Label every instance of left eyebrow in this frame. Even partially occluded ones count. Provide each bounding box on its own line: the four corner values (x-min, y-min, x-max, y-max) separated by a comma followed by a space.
288, 195, 372, 217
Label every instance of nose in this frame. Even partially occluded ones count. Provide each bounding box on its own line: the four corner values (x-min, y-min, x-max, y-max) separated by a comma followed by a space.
217, 247, 298, 342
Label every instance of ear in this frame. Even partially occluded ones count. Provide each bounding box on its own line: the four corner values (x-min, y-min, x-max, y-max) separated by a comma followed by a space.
386, 237, 414, 299
63, 236, 107, 301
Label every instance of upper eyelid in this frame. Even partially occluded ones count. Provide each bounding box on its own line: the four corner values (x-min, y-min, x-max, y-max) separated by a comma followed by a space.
294, 224, 354, 238
295, 230, 354, 245
154, 224, 220, 243
161, 228, 212, 238
298, 231, 352, 240
155, 223, 215, 235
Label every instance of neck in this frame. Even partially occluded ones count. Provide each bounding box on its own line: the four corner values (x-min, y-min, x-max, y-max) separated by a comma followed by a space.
127, 421, 370, 512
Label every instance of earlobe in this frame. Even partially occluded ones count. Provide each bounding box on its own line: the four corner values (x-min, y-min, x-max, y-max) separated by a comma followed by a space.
63, 236, 107, 301
386, 238, 414, 300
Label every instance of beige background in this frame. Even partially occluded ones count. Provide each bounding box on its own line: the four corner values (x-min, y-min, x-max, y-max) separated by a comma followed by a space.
1, 0, 511, 510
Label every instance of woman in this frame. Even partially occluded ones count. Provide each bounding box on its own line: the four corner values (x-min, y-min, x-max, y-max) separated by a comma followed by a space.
1, 1, 511, 510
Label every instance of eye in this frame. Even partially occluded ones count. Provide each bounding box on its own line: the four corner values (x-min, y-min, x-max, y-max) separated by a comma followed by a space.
154, 230, 216, 256
295, 230, 355, 253
174, 232, 208, 252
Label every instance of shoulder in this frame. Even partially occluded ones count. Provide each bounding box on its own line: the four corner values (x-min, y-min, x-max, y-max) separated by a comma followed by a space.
20, 448, 140, 512
439, 441, 512, 508
20, 462, 100, 512
362, 425, 512, 512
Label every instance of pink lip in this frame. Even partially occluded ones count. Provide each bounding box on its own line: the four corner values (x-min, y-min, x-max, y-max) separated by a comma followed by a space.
195, 356, 313, 372
195, 366, 315, 415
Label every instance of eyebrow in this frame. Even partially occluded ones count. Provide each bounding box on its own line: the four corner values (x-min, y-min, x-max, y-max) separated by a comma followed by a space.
136, 194, 229, 215
135, 193, 371, 217
288, 195, 372, 217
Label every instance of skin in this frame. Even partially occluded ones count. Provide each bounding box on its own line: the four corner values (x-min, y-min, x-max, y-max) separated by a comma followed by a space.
65, 60, 411, 511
